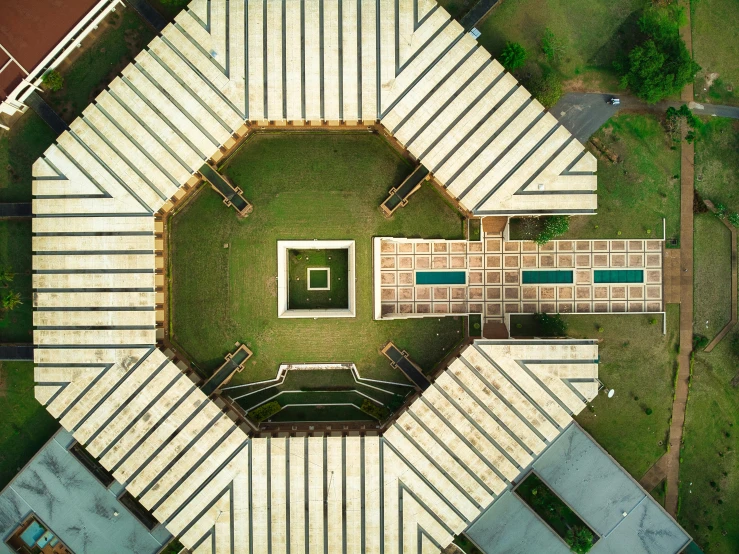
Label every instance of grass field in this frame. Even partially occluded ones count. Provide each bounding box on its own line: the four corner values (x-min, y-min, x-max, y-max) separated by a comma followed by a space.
475, 0, 646, 91
567, 308, 679, 478
0, 111, 57, 203
565, 114, 682, 242
0, 221, 32, 343
691, 0, 739, 106
170, 133, 466, 385
693, 213, 732, 340
288, 249, 348, 310
679, 328, 739, 553
45, 9, 155, 123
693, 118, 739, 213
0, 362, 59, 490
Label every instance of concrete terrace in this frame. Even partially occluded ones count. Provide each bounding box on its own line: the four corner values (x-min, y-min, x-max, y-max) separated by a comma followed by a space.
26, 0, 606, 552
374, 229, 664, 323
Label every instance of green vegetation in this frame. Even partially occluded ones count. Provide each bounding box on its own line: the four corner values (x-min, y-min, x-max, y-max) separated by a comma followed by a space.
454, 534, 484, 554
693, 214, 732, 340
360, 399, 390, 421
566, 114, 681, 242
691, 0, 739, 106
665, 105, 704, 144
469, 314, 482, 338
170, 133, 465, 384
527, 67, 564, 109
0, 221, 32, 343
536, 216, 570, 244
679, 327, 739, 552
248, 401, 282, 422
41, 70, 64, 92
435, 0, 475, 20
510, 313, 568, 338
149, 0, 190, 20
468, 218, 481, 241
500, 41, 527, 70
45, 10, 155, 123
288, 249, 348, 310
571, 309, 679, 477
476, 0, 646, 91
160, 539, 184, 554
693, 118, 739, 215
0, 362, 59, 489
0, 111, 57, 203
516, 473, 595, 549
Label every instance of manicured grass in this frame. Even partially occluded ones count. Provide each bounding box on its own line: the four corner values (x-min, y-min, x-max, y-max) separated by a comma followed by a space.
288, 249, 348, 310
0, 111, 57, 203
570, 308, 679, 478
691, 0, 739, 106
170, 133, 466, 385
693, 118, 739, 213
0, 362, 59, 489
45, 9, 155, 123
475, 0, 645, 90
566, 114, 681, 242
693, 213, 732, 340
0, 221, 32, 343
679, 328, 739, 553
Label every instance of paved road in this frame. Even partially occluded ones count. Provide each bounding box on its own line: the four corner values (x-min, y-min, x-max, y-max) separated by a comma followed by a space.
552, 92, 739, 142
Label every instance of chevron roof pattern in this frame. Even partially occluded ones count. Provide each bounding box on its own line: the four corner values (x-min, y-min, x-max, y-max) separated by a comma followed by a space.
29, 1, 603, 552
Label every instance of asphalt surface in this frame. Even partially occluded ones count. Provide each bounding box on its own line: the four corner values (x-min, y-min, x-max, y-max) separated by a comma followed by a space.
552, 92, 739, 142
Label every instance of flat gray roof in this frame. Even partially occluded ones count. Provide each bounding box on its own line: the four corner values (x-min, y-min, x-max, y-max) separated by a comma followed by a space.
0, 430, 170, 554
466, 424, 692, 554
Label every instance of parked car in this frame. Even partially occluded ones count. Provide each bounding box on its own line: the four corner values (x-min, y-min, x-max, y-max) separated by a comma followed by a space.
608, 97, 621, 105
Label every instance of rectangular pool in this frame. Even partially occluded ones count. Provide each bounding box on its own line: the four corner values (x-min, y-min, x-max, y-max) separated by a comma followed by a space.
594, 269, 644, 283
415, 270, 466, 285
522, 270, 574, 284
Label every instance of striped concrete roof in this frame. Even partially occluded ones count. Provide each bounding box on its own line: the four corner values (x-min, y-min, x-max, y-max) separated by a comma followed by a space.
34, 341, 599, 553
30, 1, 600, 552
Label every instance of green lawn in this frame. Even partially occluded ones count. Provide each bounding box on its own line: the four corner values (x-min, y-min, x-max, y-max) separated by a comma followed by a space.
693, 213, 732, 340
691, 0, 739, 106
565, 114, 681, 242
475, 0, 646, 91
693, 118, 739, 213
679, 329, 739, 553
170, 133, 466, 385
45, 9, 155, 123
0, 221, 32, 343
288, 249, 348, 310
570, 308, 679, 478
0, 111, 57, 203
0, 362, 59, 489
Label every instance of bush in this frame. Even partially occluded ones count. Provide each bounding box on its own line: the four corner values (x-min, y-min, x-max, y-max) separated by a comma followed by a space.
534, 216, 570, 244
500, 42, 527, 71
41, 69, 64, 92
360, 399, 389, 421
534, 313, 568, 336
248, 401, 281, 422
693, 334, 710, 350
565, 526, 594, 553
728, 213, 739, 228
528, 67, 563, 109
646, 407, 653, 415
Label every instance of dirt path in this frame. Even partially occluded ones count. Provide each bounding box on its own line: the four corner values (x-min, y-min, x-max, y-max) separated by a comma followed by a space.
663, 0, 695, 517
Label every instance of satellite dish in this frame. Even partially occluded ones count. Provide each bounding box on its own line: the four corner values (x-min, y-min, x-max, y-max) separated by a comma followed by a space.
607, 389, 615, 398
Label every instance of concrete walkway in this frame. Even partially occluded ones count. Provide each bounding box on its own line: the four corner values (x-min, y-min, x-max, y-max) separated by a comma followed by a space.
0, 345, 34, 361
0, 203, 32, 218
459, 0, 503, 30
639, 454, 669, 492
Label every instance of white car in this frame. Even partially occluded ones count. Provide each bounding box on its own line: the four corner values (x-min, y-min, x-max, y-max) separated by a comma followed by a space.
608, 97, 621, 105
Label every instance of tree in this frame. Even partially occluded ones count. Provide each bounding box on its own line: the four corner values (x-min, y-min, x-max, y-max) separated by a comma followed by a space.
565, 526, 594, 553
41, 69, 64, 92
619, 8, 699, 103
500, 42, 527, 71
665, 104, 704, 143
1, 291, 22, 312
534, 215, 570, 244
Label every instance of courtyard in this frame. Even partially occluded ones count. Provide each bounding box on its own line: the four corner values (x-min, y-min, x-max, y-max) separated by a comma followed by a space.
170, 132, 466, 391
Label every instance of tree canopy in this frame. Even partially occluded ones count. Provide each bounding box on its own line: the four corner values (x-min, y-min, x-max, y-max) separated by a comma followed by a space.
619, 7, 699, 103
500, 42, 527, 71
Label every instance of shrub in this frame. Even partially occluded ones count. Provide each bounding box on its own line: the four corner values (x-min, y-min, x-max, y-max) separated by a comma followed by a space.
500, 42, 527, 71
360, 399, 389, 421
42, 69, 64, 92
565, 526, 594, 553
534, 313, 568, 336
541, 28, 564, 63
528, 67, 563, 109
1, 291, 22, 312
649, 318, 658, 325
693, 334, 710, 350
646, 407, 653, 415
248, 401, 281, 422
729, 213, 739, 228
533, 215, 569, 245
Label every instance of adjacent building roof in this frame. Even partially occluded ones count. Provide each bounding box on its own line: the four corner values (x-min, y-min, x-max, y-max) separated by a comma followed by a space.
0, 430, 170, 554
466, 424, 692, 554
